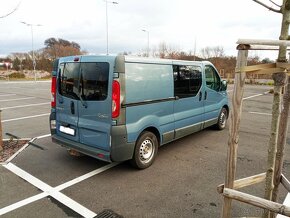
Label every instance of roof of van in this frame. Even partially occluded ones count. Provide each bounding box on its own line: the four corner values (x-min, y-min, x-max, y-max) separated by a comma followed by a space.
58, 55, 213, 66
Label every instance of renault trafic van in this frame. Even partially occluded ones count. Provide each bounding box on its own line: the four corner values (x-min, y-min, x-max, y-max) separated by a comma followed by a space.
50, 55, 229, 169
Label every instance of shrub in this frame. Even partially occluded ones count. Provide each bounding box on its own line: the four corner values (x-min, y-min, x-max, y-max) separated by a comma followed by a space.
9, 72, 25, 79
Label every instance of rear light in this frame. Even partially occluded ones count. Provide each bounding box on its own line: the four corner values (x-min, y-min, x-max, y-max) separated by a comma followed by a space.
112, 80, 120, 118
50, 119, 56, 130
51, 76, 56, 108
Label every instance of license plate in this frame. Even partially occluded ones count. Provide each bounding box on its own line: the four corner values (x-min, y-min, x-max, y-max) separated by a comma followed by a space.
59, 126, 75, 136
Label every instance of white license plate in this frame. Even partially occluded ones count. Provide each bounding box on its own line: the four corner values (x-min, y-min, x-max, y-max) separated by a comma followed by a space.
59, 126, 75, 136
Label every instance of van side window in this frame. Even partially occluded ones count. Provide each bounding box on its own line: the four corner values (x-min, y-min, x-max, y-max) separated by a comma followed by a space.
59, 63, 80, 100
80, 62, 109, 101
205, 65, 221, 92
173, 65, 202, 98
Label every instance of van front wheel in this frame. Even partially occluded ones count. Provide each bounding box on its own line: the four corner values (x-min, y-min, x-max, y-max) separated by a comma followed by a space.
130, 131, 158, 169
216, 107, 228, 130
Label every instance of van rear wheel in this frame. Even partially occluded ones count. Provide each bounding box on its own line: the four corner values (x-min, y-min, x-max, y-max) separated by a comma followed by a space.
130, 131, 158, 169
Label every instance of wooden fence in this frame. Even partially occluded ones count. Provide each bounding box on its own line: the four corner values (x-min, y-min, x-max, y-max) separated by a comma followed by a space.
219, 39, 290, 218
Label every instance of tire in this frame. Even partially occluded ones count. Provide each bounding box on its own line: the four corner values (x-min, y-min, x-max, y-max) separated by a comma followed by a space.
130, 131, 159, 169
216, 107, 228, 130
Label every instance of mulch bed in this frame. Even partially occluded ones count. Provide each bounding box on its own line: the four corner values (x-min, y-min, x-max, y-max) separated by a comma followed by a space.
0, 140, 29, 163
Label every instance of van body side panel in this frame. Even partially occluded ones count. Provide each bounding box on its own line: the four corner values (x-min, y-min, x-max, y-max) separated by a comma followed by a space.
124, 62, 174, 144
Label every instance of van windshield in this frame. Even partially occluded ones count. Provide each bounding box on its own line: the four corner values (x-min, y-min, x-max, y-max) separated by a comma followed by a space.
59, 62, 109, 101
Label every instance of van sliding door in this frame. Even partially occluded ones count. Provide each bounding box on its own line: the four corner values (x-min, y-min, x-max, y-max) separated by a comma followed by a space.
173, 63, 204, 139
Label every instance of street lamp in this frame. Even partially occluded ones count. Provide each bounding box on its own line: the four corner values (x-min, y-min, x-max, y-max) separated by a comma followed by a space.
142, 29, 149, 57
21, 21, 42, 81
104, 0, 118, 55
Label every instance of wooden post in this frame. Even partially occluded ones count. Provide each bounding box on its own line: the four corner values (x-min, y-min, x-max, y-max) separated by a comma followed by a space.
222, 49, 248, 218
0, 110, 3, 152
272, 76, 290, 203
263, 72, 287, 218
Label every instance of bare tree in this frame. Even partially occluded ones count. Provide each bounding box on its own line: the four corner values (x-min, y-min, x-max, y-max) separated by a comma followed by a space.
0, 1, 21, 19
253, 1, 290, 217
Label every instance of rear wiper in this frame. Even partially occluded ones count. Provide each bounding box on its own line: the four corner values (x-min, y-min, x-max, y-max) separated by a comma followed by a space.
79, 72, 88, 108
79, 94, 87, 108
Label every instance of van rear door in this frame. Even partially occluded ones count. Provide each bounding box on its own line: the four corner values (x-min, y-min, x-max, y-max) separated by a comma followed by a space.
56, 58, 81, 142
77, 56, 113, 152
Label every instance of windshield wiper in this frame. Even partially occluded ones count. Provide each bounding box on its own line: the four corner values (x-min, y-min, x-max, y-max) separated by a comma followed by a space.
79, 72, 88, 108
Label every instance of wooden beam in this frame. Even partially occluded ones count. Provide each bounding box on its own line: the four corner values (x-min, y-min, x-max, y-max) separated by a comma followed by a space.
223, 188, 290, 216
222, 49, 248, 218
237, 45, 290, 50
236, 63, 276, 73
217, 173, 266, 194
281, 174, 290, 192
237, 39, 290, 47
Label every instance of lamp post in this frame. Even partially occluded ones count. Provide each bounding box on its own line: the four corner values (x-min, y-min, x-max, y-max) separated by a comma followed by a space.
21, 21, 42, 81
142, 29, 149, 57
104, 0, 118, 55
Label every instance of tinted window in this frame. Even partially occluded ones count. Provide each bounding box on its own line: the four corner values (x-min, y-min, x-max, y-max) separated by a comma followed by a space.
174, 65, 202, 98
59, 63, 80, 100
80, 62, 109, 101
58, 62, 109, 101
205, 65, 221, 92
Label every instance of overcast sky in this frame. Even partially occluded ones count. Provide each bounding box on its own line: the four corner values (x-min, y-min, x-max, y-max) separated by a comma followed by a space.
0, 0, 284, 60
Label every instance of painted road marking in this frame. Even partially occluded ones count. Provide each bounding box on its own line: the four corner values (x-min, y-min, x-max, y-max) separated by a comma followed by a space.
249, 111, 272, 116
2, 113, 50, 123
0, 97, 35, 102
0, 160, 120, 216
36, 134, 51, 139
2, 163, 97, 218
1, 102, 50, 110
0, 94, 17, 97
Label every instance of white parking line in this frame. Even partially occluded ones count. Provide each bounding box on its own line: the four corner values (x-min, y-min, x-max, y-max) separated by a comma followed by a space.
0, 94, 16, 97
243, 93, 264, 100
2, 163, 97, 218
1, 162, 119, 216
2, 113, 50, 123
1, 102, 50, 110
0, 97, 35, 102
249, 111, 272, 116
36, 134, 51, 139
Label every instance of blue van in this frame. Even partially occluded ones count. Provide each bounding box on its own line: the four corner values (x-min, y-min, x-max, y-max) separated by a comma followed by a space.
50, 55, 228, 169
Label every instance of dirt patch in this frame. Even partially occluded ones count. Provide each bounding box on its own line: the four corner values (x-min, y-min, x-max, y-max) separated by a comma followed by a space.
0, 140, 29, 163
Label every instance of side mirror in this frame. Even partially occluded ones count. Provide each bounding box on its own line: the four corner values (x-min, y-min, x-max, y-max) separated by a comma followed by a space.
221, 80, 227, 91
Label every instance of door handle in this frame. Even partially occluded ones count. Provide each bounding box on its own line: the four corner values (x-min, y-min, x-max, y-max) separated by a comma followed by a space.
199, 92, 202, 101
204, 91, 207, 100
70, 101, 75, 114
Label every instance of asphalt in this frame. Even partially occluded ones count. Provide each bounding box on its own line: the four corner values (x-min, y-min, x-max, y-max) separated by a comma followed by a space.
0, 81, 290, 217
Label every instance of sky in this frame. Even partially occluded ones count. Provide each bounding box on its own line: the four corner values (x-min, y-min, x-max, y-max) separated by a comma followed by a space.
0, 0, 284, 60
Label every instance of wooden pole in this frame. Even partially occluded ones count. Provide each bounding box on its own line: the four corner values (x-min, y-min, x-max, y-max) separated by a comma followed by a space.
272, 76, 290, 203
263, 72, 287, 218
222, 49, 248, 218
0, 110, 3, 152
223, 188, 290, 216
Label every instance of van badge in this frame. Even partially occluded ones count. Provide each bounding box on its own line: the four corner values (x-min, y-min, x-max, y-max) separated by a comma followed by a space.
97, 113, 109, 119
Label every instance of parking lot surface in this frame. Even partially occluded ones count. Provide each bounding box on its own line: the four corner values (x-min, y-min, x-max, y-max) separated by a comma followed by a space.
0, 81, 290, 217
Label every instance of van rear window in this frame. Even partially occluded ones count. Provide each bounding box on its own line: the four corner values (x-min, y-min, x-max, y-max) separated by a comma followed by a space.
59, 62, 109, 101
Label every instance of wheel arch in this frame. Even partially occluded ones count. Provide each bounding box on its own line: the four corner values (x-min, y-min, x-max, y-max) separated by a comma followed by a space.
140, 127, 161, 146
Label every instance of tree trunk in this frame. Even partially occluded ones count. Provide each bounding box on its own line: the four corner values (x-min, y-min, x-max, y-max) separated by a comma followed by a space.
272, 76, 290, 203
0, 110, 3, 152
263, 1, 290, 217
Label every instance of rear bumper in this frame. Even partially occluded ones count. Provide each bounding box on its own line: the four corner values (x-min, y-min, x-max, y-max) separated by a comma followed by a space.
52, 134, 112, 163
